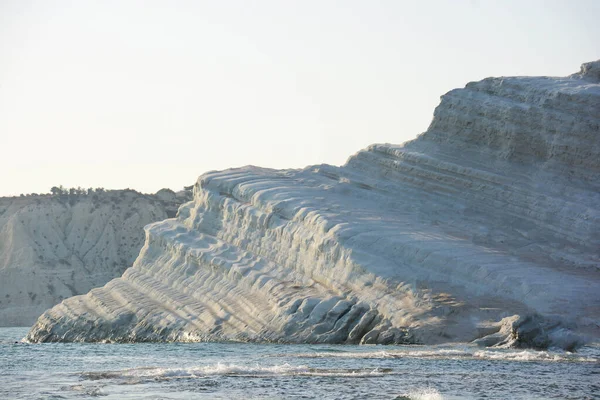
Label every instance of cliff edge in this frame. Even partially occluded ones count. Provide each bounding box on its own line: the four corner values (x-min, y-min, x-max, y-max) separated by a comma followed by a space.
26, 61, 600, 349
0, 188, 191, 326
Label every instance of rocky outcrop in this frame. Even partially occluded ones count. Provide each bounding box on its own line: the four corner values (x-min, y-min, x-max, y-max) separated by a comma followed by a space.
26, 61, 600, 348
0, 189, 192, 326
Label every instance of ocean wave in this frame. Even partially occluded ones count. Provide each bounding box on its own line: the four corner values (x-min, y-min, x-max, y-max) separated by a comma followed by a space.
289, 349, 470, 360
472, 350, 598, 363
81, 363, 393, 382
285, 347, 598, 363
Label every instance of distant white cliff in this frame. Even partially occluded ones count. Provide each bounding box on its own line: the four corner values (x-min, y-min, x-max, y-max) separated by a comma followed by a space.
0, 188, 191, 326
27, 61, 600, 349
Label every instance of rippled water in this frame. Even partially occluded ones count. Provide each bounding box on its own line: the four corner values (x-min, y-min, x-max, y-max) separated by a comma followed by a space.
1, 327, 599, 399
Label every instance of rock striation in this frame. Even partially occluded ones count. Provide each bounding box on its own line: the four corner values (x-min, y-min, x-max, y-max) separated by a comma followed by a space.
0, 189, 192, 326
27, 61, 600, 348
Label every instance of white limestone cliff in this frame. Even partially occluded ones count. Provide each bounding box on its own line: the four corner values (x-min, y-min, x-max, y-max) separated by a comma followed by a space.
26, 61, 600, 349
0, 189, 191, 326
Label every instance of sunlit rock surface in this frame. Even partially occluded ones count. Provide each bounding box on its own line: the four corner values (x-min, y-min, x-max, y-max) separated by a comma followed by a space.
0, 189, 191, 326
27, 61, 600, 348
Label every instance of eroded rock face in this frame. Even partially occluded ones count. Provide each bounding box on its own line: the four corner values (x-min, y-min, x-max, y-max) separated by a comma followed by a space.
0, 189, 192, 326
26, 61, 600, 348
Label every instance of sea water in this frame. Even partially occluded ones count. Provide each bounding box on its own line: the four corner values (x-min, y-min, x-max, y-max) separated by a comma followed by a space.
1, 327, 598, 399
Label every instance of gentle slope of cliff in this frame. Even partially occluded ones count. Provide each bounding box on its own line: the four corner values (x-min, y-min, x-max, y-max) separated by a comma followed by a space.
0, 189, 191, 326
27, 61, 600, 348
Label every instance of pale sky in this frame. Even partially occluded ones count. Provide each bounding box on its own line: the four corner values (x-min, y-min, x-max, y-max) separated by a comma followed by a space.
0, 0, 598, 197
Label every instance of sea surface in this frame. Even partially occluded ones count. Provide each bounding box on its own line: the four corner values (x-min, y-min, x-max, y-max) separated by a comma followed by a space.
1, 327, 598, 399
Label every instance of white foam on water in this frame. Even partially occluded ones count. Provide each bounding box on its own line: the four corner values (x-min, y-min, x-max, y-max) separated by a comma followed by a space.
62, 384, 107, 397
81, 363, 392, 382
290, 350, 395, 359
400, 387, 444, 400
287, 347, 598, 363
288, 349, 471, 360
472, 350, 598, 363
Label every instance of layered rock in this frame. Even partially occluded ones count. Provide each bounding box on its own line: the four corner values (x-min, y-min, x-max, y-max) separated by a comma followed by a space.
27, 61, 600, 348
0, 188, 192, 326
